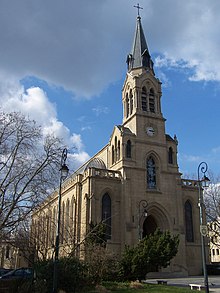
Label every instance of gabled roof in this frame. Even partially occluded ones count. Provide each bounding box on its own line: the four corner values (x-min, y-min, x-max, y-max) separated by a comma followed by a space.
127, 16, 154, 73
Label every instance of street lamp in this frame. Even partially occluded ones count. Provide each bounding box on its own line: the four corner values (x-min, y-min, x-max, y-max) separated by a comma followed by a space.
52, 148, 69, 293
197, 162, 210, 293
138, 200, 148, 240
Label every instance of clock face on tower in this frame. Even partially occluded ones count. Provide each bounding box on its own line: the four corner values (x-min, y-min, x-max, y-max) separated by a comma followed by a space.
146, 126, 155, 136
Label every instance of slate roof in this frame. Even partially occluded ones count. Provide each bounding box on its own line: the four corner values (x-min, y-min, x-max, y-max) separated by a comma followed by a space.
127, 16, 154, 72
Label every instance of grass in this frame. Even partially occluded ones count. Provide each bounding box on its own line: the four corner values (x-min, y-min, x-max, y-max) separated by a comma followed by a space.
86, 281, 192, 293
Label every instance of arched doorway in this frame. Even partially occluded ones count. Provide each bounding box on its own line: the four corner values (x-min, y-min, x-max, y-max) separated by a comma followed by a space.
142, 215, 157, 238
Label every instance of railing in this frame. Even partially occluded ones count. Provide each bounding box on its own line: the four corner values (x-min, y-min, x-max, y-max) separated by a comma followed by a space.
181, 179, 199, 187
87, 168, 121, 179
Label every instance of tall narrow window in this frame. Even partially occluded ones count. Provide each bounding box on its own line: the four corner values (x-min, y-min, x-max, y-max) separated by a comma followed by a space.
117, 141, 120, 160
149, 88, 155, 113
61, 202, 65, 244
46, 214, 49, 247
126, 140, 132, 158
168, 147, 173, 164
112, 145, 114, 164
126, 93, 129, 118
52, 207, 56, 243
102, 193, 111, 240
114, 137, 117, 162
130, 90, 133, 114
185, 200, 194, 242
70, 197, 74, 235
66, 199, 70, 242
147, 156, 156, 189
141, 87, 147, 111
5, 246, 10, 259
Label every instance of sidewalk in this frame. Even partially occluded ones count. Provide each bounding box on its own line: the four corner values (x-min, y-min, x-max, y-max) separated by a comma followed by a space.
145, 276, 220, 292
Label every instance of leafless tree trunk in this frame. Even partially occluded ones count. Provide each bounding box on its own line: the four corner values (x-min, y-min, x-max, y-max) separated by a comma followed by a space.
0, 110, 64, 237
204, 173, 220, 247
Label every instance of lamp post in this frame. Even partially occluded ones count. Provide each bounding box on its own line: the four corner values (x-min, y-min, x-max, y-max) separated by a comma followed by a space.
138, 200, 148, 240
52, 148, 69, 293
197, 162, 210, 293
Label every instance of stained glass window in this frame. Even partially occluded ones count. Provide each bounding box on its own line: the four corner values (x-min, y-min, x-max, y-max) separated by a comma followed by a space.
102, 193, 112, 240
147, 156, 156, 189
185, 200, 194, 242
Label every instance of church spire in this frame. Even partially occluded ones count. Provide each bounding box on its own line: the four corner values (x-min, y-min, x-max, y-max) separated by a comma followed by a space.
126, 15, 154, 73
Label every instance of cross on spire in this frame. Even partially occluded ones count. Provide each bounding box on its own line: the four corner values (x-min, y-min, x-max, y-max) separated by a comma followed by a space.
134, 3, 143, 16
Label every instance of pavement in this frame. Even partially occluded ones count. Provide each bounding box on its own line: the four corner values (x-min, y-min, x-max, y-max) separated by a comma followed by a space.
144, 276, 220, 292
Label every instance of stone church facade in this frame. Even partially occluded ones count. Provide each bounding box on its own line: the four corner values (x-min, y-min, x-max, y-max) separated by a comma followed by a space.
32, 15, 205, 276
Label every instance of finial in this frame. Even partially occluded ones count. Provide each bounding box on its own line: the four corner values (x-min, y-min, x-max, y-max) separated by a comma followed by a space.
134, 3, 143, 17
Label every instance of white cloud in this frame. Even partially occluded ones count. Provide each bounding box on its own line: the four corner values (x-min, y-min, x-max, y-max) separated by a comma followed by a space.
0, 80, 89, 169
212, 147, 220, 154
81, 126, 92, 132
92, 106, 109, 116
149, 1, 220, 83
0, 1, 218, 100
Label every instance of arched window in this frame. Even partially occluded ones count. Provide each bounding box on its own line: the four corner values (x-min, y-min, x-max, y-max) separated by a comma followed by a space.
141, 87, 147, 111
46, 214, 50, 247
70, 197, 74, 235
117, 140, 120, 160
45, 213, 51, 247
65, 199, 70, 242
102, 193, 112, 240
147, 156, 156, 189
149, 88, 155, 113
126, 140, 132, 158
185, 200, 194, 242
126, 93, 129, 118
130, 90, 133, 115
168, 147, 174, 164
115, 137, 117, 161
52, 207, 56, 244
61, 202, 65, 244
5, 246, 10, 259
112, 145, 114, 164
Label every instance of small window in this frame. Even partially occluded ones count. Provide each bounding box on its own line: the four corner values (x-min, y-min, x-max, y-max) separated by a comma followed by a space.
66, 199, 70, 242
141, 87, 147, 111
147, 156, 156, 189
114, 137, 117, 161
5, 246, 10, 259
117, 141, 120, 160
217, 249, 219, 255
61, 202, 65, 244
126, 140, 132, 158
112, 146, 114, 164
130, 90, 133, 115
185, 200, 194, 242
168, 147, 174, 164
126, 93, 129, 118
213, 249, 215, 256
149, 88, 155, 113
102, 193, 112, 240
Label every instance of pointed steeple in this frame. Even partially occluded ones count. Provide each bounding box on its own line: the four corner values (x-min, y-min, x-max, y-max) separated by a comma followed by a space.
127, 16, 154, 73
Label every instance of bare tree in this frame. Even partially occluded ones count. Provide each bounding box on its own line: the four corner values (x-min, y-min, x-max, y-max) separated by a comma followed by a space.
204, 173, 220, 221
204, 173, 220, 250
0, 110, 64, 237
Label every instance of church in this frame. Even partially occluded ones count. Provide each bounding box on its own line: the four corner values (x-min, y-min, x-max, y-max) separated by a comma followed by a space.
32, 13, 205, 276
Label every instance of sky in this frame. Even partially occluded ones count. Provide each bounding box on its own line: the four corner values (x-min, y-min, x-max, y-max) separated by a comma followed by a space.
0, 0, 220, 177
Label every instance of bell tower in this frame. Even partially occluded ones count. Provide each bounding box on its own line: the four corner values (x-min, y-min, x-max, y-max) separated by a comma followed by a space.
122, 15, 165, 140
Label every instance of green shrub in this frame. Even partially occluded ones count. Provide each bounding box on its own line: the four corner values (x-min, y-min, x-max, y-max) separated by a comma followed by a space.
119, 229, 179, 281
34, 257, 90, 293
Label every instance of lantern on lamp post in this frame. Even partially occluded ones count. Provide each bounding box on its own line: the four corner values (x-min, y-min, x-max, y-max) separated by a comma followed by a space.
138, 200, 148, 240
52, 148, 69, 293
197, 161, 210, 293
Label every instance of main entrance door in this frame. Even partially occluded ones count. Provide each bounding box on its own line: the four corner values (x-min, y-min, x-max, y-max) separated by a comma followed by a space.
142, 215, 157, 238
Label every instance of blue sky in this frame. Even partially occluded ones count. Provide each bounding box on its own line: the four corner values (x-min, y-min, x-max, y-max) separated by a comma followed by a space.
0, 0, 220, 177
